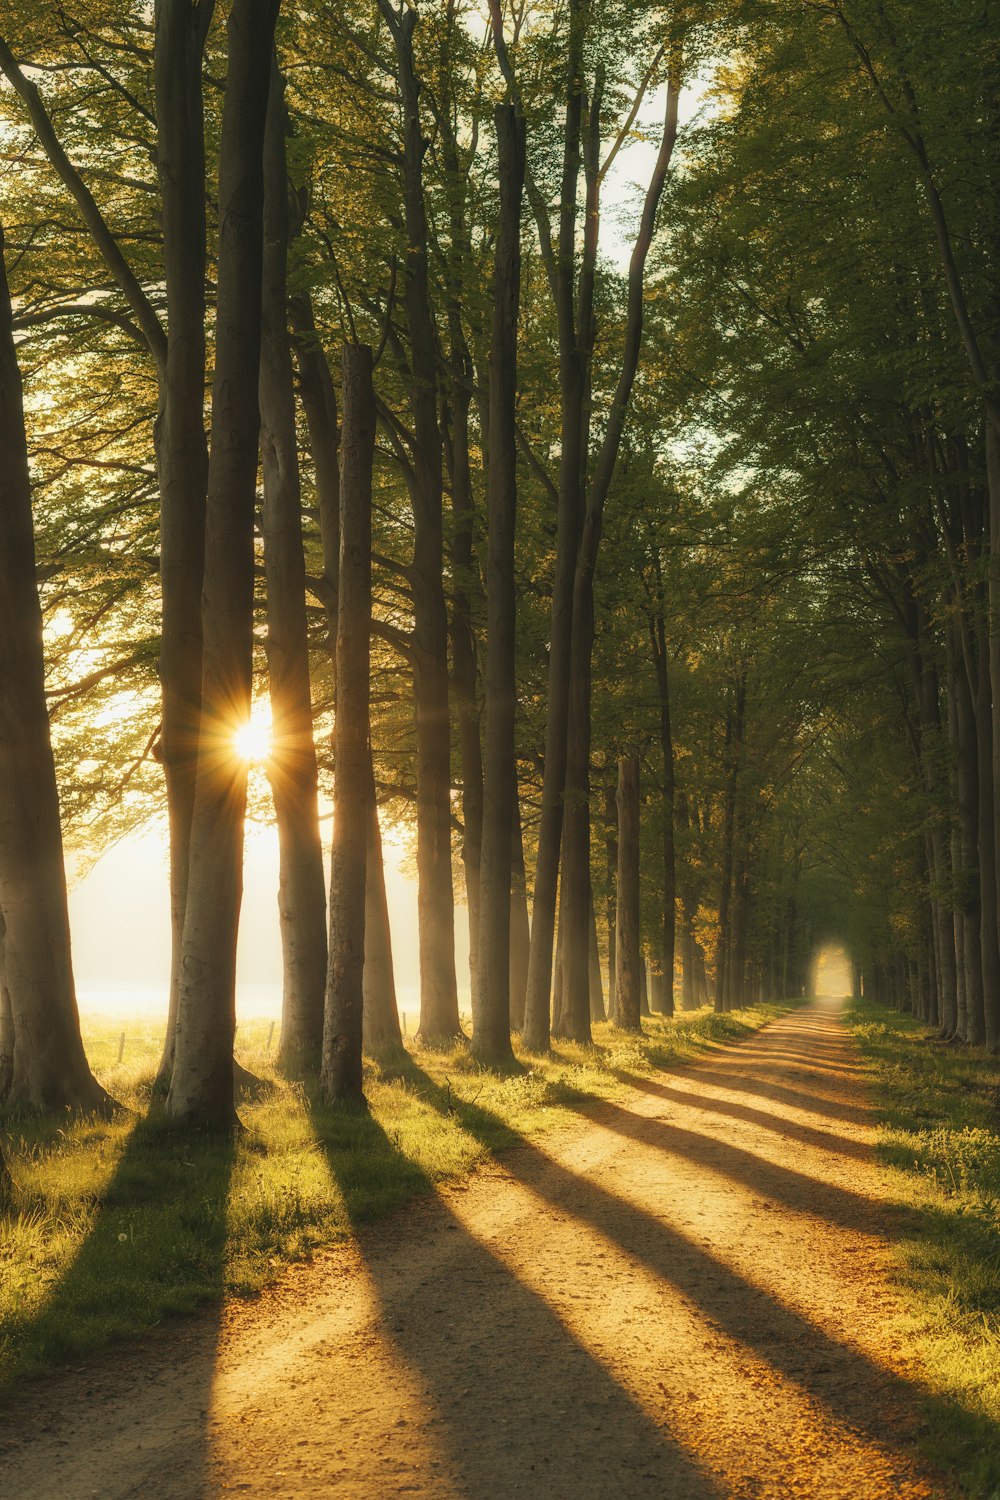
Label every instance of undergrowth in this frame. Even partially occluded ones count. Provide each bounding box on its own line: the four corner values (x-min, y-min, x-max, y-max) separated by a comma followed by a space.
846, 1002, 1000, 1498
0, 1001, 793, 1391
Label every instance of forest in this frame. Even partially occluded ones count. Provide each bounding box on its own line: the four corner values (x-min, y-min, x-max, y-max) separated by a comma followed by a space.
0, 2, 998, 1497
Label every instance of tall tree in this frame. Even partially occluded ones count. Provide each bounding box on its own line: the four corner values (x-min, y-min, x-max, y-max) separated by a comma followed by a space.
376, 0, 460, 1044
0, 222, 113, 1114
322, 342, 376, 1105
473, 102, 526, 1068
166, 0, 280, 1126
260, 55, 327, 1068
615, 749, 642, 1031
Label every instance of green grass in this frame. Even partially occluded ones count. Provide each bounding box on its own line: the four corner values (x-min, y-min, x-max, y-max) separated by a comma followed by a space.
0, 1001, 793, 1391
845, 1001, 1000, 1498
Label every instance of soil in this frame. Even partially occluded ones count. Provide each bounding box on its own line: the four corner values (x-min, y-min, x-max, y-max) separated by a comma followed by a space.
0, 999, 948, 1499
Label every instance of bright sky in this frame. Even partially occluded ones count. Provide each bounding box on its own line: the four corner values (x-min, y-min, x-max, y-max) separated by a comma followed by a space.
69, 809, 471, 1024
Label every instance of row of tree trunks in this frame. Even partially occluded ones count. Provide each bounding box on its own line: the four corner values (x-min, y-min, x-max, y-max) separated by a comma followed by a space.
558, 72, 680, 1044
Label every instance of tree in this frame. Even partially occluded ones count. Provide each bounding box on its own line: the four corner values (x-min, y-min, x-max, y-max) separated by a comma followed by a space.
322, 343, 376, 1106
472, 103, 525, 1069
615, 750, 642, 1030
166, 0, 280, 1127
260, 55, 328, 1068
0, 220, 113, 1114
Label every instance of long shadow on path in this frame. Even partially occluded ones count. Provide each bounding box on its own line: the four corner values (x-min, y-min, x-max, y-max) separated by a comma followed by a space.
621, 1072, 872, 1162
395, 1060, 971, 1491
307, 1095, 724, 1500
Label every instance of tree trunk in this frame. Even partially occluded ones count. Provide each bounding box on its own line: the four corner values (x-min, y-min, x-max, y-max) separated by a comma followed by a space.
0, 224, 112, 1115
363, 772, 402, 1055
322, 344, 376, 1105
605, 777, 618, 1021
0, 1136, 11, 1210
614, 751, 642, 1031
260, 57, 327, 1070
0, 924, 12, 1104
651, 609, 676, 1016
589, 889, 606, 1022
166, 0, 278, 1127
448, 359, 484, 1018
519, 0, 587, 1053
473, 104, 524, 1069
379, 4, 460, 1045
508, 795, 530, 1031
152, 0, 214, 1089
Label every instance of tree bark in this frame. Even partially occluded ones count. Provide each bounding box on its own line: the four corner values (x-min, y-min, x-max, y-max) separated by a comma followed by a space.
615, 750, 642, 1032
322, 344, 376, 1105
0, 1135, 12, 1210
260, 57, 327, 1070
363, 772, 402, 1055
519, 0, 586, 1052
152, 0, 215, 1091
508, 795, 530, 1031
166, 0, 279, 1127
0, 923, 12, 1104
605, 777, 618, 1020
559, 75, 680, 1042
473, 104, 525, 1069
378, 2, 460, 1044
651, 603, 676, 1016
589, 889, 606, 1022
0, 223, 112, 1115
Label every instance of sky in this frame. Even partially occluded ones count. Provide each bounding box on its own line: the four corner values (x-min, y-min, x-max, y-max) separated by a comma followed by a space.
69, 810, 471, 1023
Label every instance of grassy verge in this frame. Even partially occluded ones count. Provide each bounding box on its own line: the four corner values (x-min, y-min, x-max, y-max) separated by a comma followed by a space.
0, 1001, 793, 1391
845, 1001, 1000, 1497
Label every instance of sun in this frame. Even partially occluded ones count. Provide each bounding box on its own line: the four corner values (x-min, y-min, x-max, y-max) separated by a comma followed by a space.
233, 704, 272, 764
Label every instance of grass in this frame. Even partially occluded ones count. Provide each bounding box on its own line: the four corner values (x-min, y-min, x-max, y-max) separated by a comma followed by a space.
845, 1001, 1000, 1498
0, 1001, 794, 1392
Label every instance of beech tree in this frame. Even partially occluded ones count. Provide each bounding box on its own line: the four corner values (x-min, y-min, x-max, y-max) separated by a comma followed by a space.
322, 343, 376, 1105
166, 0, 280, 1127
0, 221, 112, 1114
472, 103, 525, 1069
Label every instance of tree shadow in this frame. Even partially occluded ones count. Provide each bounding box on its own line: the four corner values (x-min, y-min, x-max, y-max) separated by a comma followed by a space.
0, 1107, 234, 1498
674, 1065, 872, 1124
563, 1093, 885, 1232
305, 1088, 725, 1500
736, 1048, 870, 1074
618, 1072, 872, 1162
398, 1061, 979, 1487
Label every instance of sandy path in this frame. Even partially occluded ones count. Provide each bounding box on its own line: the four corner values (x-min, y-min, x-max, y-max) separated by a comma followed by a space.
0, 999, 947, 1499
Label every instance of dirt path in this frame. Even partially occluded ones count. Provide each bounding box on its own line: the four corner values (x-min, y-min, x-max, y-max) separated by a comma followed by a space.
0, 1000, 947, 1499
